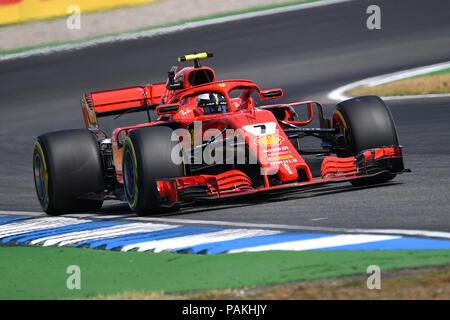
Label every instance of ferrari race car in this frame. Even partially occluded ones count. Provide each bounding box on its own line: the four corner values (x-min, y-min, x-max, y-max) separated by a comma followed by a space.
33, 53, 408, 216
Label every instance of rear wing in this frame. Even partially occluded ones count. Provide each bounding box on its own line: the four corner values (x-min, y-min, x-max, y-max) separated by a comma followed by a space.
81, 83, 166, 129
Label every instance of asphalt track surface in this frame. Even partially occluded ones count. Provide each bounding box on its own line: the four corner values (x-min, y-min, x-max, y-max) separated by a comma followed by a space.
0, 0, 449, 232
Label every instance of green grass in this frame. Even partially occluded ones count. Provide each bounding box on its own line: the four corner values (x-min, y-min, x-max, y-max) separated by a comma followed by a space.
0, 0, 320, 56
0, 245, 449, 299
348, 66, 450, 97
410, 67, 450, 78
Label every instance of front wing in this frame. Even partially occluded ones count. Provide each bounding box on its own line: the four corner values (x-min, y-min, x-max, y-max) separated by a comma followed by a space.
155, 146, 408, 207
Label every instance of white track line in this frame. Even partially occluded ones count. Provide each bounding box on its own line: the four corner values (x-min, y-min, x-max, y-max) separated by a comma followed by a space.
124, 217, 450, 240
122, 228, 280, 252
0, 0, 353, 62
376, 93, 450, 101
230, 234, 400, 253
0, 211, 44, 217
328, 61, 450, 102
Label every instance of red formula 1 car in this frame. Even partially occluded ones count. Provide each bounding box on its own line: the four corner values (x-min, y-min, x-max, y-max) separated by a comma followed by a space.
33, 53, 408, 216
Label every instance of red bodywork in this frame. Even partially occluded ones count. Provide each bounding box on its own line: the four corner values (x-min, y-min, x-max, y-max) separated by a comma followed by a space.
80, 60, 405, 207
155, 146, 403, 205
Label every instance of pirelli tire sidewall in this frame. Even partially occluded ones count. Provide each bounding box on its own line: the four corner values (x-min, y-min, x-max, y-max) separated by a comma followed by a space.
333, 95, 399, 155
123, 126, 184, 216
332, 95, 400, 185
33, 129, 104, 215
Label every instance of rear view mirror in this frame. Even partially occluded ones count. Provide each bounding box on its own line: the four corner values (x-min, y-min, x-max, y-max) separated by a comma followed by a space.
260, 89, 283, 100
285, 102, 314, 126
156, 103, 180, 115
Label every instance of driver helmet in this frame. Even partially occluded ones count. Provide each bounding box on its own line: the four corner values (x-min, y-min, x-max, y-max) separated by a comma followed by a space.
196, 93, 228, 114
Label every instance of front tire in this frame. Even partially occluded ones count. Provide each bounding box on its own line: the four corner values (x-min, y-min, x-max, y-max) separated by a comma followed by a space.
122, 126, 184, 216
33, 129, 104, 215
332, 95, 400, 186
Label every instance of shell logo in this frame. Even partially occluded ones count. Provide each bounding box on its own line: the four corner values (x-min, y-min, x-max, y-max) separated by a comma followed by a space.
254, 135, 284, 146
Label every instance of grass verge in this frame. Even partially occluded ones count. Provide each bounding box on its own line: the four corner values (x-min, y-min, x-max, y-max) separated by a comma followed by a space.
101, 265, 450, 299
348, 68, 450, 97
0, 245, 449, 299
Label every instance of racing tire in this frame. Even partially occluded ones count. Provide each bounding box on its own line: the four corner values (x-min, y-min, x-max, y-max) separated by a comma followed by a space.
33, 129, 104, 215
332, 95, 399, 186
122, 126, 184, 216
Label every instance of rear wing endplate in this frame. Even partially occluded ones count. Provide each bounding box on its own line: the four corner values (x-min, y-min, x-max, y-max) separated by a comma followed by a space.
81, 83, 166, 129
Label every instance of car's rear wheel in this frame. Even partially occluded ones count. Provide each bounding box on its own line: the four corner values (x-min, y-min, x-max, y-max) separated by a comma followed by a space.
122, 126, 184, 216
33, 129, 104, 215
332, 95, 400, 186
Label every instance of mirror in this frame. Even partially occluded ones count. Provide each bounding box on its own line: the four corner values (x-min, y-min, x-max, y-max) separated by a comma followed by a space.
285, 102, 314, 126
156, 103, 180, 115
260, 89, 283, 100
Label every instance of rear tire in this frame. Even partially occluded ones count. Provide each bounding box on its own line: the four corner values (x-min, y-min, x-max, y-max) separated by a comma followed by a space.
122, 126, 184, 216
332, 95, 399, 186
33, 129, 104, 215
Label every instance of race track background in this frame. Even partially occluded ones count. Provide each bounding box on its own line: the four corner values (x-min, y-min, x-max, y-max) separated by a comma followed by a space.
0, 0, 449, 265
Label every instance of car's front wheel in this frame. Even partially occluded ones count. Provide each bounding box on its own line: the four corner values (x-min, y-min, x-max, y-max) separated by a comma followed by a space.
122, 126, 184, 216
332, 95, 400, 186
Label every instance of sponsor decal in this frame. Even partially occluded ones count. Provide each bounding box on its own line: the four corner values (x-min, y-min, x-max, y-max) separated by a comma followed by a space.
180, 108, 193, 116
265, 150, 291, 157
283, 163, 293, 175
243, 122, 276, 136
268, 154, 293, 162
254, 134, 284, 146
263, 146, 289, 154
270, 158, 298, 166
